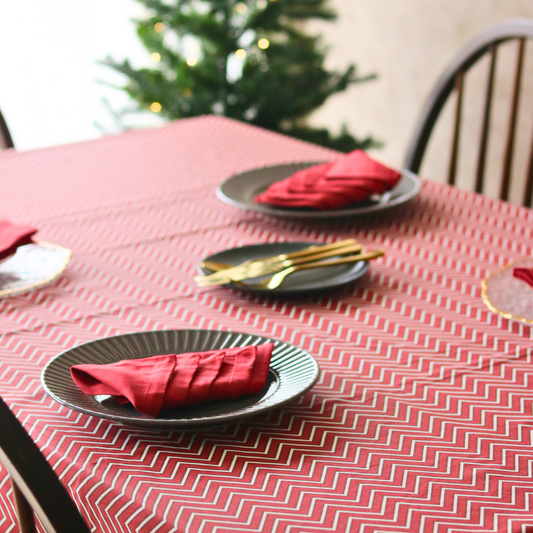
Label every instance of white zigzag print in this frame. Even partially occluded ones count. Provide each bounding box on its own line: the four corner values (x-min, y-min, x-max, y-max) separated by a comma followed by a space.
0, 116, 532, 532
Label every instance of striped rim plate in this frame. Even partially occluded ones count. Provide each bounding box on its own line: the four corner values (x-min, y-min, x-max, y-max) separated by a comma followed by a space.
41, 329, 320, 429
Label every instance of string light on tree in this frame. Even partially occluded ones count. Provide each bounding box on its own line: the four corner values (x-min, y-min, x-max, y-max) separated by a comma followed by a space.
107, 0, 377, 152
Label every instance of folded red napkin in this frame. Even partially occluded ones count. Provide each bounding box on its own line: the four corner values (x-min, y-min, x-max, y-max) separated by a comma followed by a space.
71, 343, 274, 417
513, 267, 533, 288
254, 150, 402, 210
0, 220, 37, 261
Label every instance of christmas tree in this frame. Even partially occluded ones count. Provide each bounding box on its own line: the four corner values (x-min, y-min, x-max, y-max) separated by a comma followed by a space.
106, 0, 377, 152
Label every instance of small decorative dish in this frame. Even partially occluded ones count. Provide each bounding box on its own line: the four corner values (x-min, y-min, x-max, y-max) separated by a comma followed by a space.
0, 241, 72, 298
482, 258, 533, 325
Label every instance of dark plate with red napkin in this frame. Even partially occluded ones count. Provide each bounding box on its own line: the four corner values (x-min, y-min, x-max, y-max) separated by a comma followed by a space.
41, 329, 320, 429
217, 158, 421, 219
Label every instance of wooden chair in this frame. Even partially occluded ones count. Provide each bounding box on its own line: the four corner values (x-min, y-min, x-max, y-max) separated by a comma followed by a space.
0, 396, 91, 532
0, 106, 14, 150
404, 18, 533, 207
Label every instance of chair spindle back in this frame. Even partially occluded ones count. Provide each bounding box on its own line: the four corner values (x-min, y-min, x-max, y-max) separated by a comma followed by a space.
404, 19, 533, 207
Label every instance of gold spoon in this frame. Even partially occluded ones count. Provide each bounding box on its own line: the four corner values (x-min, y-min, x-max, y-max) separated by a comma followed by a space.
196, 240, 361, 286
201, 250, 384, 290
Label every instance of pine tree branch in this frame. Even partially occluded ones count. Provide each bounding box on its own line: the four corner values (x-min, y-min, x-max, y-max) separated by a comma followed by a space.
102, 0, 380, 152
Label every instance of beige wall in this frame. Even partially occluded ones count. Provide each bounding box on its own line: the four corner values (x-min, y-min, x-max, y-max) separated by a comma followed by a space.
308, 0, 533, 204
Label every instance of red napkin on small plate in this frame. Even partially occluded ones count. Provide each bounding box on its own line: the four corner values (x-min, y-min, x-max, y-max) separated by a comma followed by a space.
254, 150, 402, 210
71, 343, 274, 417
0, 220, 37, 261
513, 267, 533, 288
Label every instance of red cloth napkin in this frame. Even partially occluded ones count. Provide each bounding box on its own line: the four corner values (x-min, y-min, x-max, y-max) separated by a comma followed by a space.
254, 150, 402, 210
0, 220, 37, 260
513, 267, 533, 288
71, 343, 274, 417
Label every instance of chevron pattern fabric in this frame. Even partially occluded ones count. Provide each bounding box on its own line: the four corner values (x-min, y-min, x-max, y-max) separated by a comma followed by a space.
0, 116, 533, 533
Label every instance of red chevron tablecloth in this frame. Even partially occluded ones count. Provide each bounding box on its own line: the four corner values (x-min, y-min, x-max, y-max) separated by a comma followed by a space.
1, 116, 533, 533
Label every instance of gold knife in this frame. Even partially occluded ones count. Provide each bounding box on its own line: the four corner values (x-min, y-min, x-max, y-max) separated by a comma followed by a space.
194, 239, 359, 284
196, 242, 363, 287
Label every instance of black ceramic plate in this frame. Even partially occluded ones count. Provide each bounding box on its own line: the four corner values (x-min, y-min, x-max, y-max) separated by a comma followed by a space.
41, 329, 320, 429
200, 242, 370, 294
216, 162, 421, 219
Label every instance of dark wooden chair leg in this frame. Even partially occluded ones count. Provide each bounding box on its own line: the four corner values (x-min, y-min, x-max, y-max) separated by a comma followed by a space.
11, 479, 37, 533
500, 38, 525, 201
448, 69, 464, 186
0, 396, 91, 532
524, 129, 533, 207
0, 109, 14, 150
475, 43, 498, 194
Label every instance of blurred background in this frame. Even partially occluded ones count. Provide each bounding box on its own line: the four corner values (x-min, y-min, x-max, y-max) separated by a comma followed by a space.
2, 0, 533, 201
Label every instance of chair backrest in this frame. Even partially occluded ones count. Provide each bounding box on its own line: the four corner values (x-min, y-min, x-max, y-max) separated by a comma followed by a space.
0, 396, 91, 533
403, 18, 533, 207
0, 106, 14, 150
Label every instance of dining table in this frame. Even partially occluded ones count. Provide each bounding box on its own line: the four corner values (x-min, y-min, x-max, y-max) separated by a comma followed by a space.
1, 114, 533, 533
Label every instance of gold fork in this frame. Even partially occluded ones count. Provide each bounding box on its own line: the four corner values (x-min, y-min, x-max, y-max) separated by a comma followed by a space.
194, 238, 358, 285
201, 250, 384, 290
196, 242, 363, 286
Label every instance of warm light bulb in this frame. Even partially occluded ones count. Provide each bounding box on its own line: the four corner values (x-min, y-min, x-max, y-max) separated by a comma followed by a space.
258, 38, 269, 49
186, 56, 198, 66
151, 102, 162, 112
235, 49, 247, 59
151, 52, 161, 63
236, 3, 247, 13
154, 22, 165, 32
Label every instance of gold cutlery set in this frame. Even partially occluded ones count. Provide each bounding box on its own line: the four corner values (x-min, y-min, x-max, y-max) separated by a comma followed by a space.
195, 239, 385, 290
